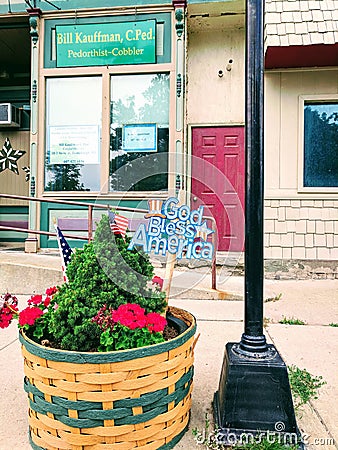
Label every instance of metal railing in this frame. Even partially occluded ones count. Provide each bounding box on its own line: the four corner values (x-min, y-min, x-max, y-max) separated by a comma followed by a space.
207, 215, 218, 290
0, 193, 148, 241
0, 193, 217, 289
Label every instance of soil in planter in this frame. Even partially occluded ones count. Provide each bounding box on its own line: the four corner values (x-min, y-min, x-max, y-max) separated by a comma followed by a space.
163, 324, 179, 340
168, 306, 194, 328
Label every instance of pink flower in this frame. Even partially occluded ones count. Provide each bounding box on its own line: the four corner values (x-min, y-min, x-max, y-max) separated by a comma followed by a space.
18, 307, 44, 327
152, 276, 164, 290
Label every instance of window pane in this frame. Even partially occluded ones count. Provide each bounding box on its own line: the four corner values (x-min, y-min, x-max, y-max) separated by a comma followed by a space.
304, 102, 338, 187
45, 77, 101, 192
110, 73, 169, 192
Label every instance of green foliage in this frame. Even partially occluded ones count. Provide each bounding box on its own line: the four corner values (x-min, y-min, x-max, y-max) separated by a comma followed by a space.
99, 325, 165, 352
46, 214, 166, 351
31, 305, 55, 342
192, 413, 220, 449
234, 440, 298, 450
329, 322, 338, 327
288, 365, 326, 410
279, 316, 306, 325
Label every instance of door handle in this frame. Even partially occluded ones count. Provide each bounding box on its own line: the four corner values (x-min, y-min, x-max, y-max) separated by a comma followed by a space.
193, 197, 197, 201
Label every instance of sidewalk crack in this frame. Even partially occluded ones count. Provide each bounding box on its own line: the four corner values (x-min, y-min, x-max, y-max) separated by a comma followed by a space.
0, 338, 18, 351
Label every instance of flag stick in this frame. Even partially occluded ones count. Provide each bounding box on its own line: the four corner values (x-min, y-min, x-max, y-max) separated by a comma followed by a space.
162, 190, 185, 304
163, 252, 176, 305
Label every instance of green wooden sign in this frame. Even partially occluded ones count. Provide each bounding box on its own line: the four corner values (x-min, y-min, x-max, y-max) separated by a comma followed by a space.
56, 20, 156, 67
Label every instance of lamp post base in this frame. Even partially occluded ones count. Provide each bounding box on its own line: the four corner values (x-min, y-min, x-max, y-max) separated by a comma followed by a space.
213, 342, 300, 446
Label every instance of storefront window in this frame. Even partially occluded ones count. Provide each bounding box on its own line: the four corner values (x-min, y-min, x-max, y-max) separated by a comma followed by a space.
304, 102, 338, 187
110, 73, 169, 192
45, 77, 102, 192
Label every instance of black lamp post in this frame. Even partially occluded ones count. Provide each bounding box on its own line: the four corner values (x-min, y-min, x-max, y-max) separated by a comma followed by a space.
239, 0, 268, 357
213, 0, 299, 443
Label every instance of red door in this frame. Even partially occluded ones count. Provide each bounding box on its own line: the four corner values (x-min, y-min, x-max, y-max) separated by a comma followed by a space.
191, 126, 245, 252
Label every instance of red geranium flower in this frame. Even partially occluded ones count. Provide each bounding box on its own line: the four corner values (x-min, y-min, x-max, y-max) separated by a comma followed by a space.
0, 308, 17, 329
28, 294, 43, 306
44, 296, 51, 307
45, 286, 57, 296
0, 316, 12, 329
112, 304, 147, 330
146, 312, 167, 333
18, 307, 44, 327
0, 294, 19, 329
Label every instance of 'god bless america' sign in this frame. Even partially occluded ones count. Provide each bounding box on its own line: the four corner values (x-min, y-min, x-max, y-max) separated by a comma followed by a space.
128, 198, 214, 260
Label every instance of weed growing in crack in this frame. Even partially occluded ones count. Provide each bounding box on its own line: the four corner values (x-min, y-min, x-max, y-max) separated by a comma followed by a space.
288, 365, 326, 410
264, 293, 282, 303
279, 317, 306, 325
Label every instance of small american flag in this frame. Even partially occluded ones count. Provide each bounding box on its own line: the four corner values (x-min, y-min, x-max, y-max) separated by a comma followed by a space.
195, 229, 208, 242
54, 224, 73, 282
108, 210, 129, 238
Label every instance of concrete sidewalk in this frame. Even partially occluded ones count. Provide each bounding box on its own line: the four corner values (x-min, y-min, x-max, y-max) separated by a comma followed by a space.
0, 252, 337, 449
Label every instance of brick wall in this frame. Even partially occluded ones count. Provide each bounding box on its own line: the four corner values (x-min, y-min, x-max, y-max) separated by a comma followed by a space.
264, 199, 338, 260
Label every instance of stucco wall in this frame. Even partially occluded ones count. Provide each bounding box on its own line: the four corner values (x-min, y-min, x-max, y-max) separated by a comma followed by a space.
186, 27, 245, 125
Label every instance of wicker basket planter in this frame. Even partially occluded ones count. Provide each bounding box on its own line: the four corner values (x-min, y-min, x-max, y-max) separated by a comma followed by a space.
19, 307, 196, 450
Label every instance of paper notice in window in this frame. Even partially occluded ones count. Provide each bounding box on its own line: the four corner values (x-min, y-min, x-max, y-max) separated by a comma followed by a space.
48, 125, 100, 164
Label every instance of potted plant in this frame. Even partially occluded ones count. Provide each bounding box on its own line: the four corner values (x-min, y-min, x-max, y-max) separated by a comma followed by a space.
1, 214, 196, 450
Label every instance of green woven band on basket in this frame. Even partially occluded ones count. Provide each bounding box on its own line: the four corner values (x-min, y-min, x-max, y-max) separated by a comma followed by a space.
24, 366, 194, 429
19, 320, 196, 363
29, 433, 44, 450
159, 424, 191, 450
28, 421, 190, 450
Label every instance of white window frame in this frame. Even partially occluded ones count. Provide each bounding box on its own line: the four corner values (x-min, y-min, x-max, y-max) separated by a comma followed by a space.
298, 94, 338, 194
41, 66, 175, 199
109, 72, 171, 195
